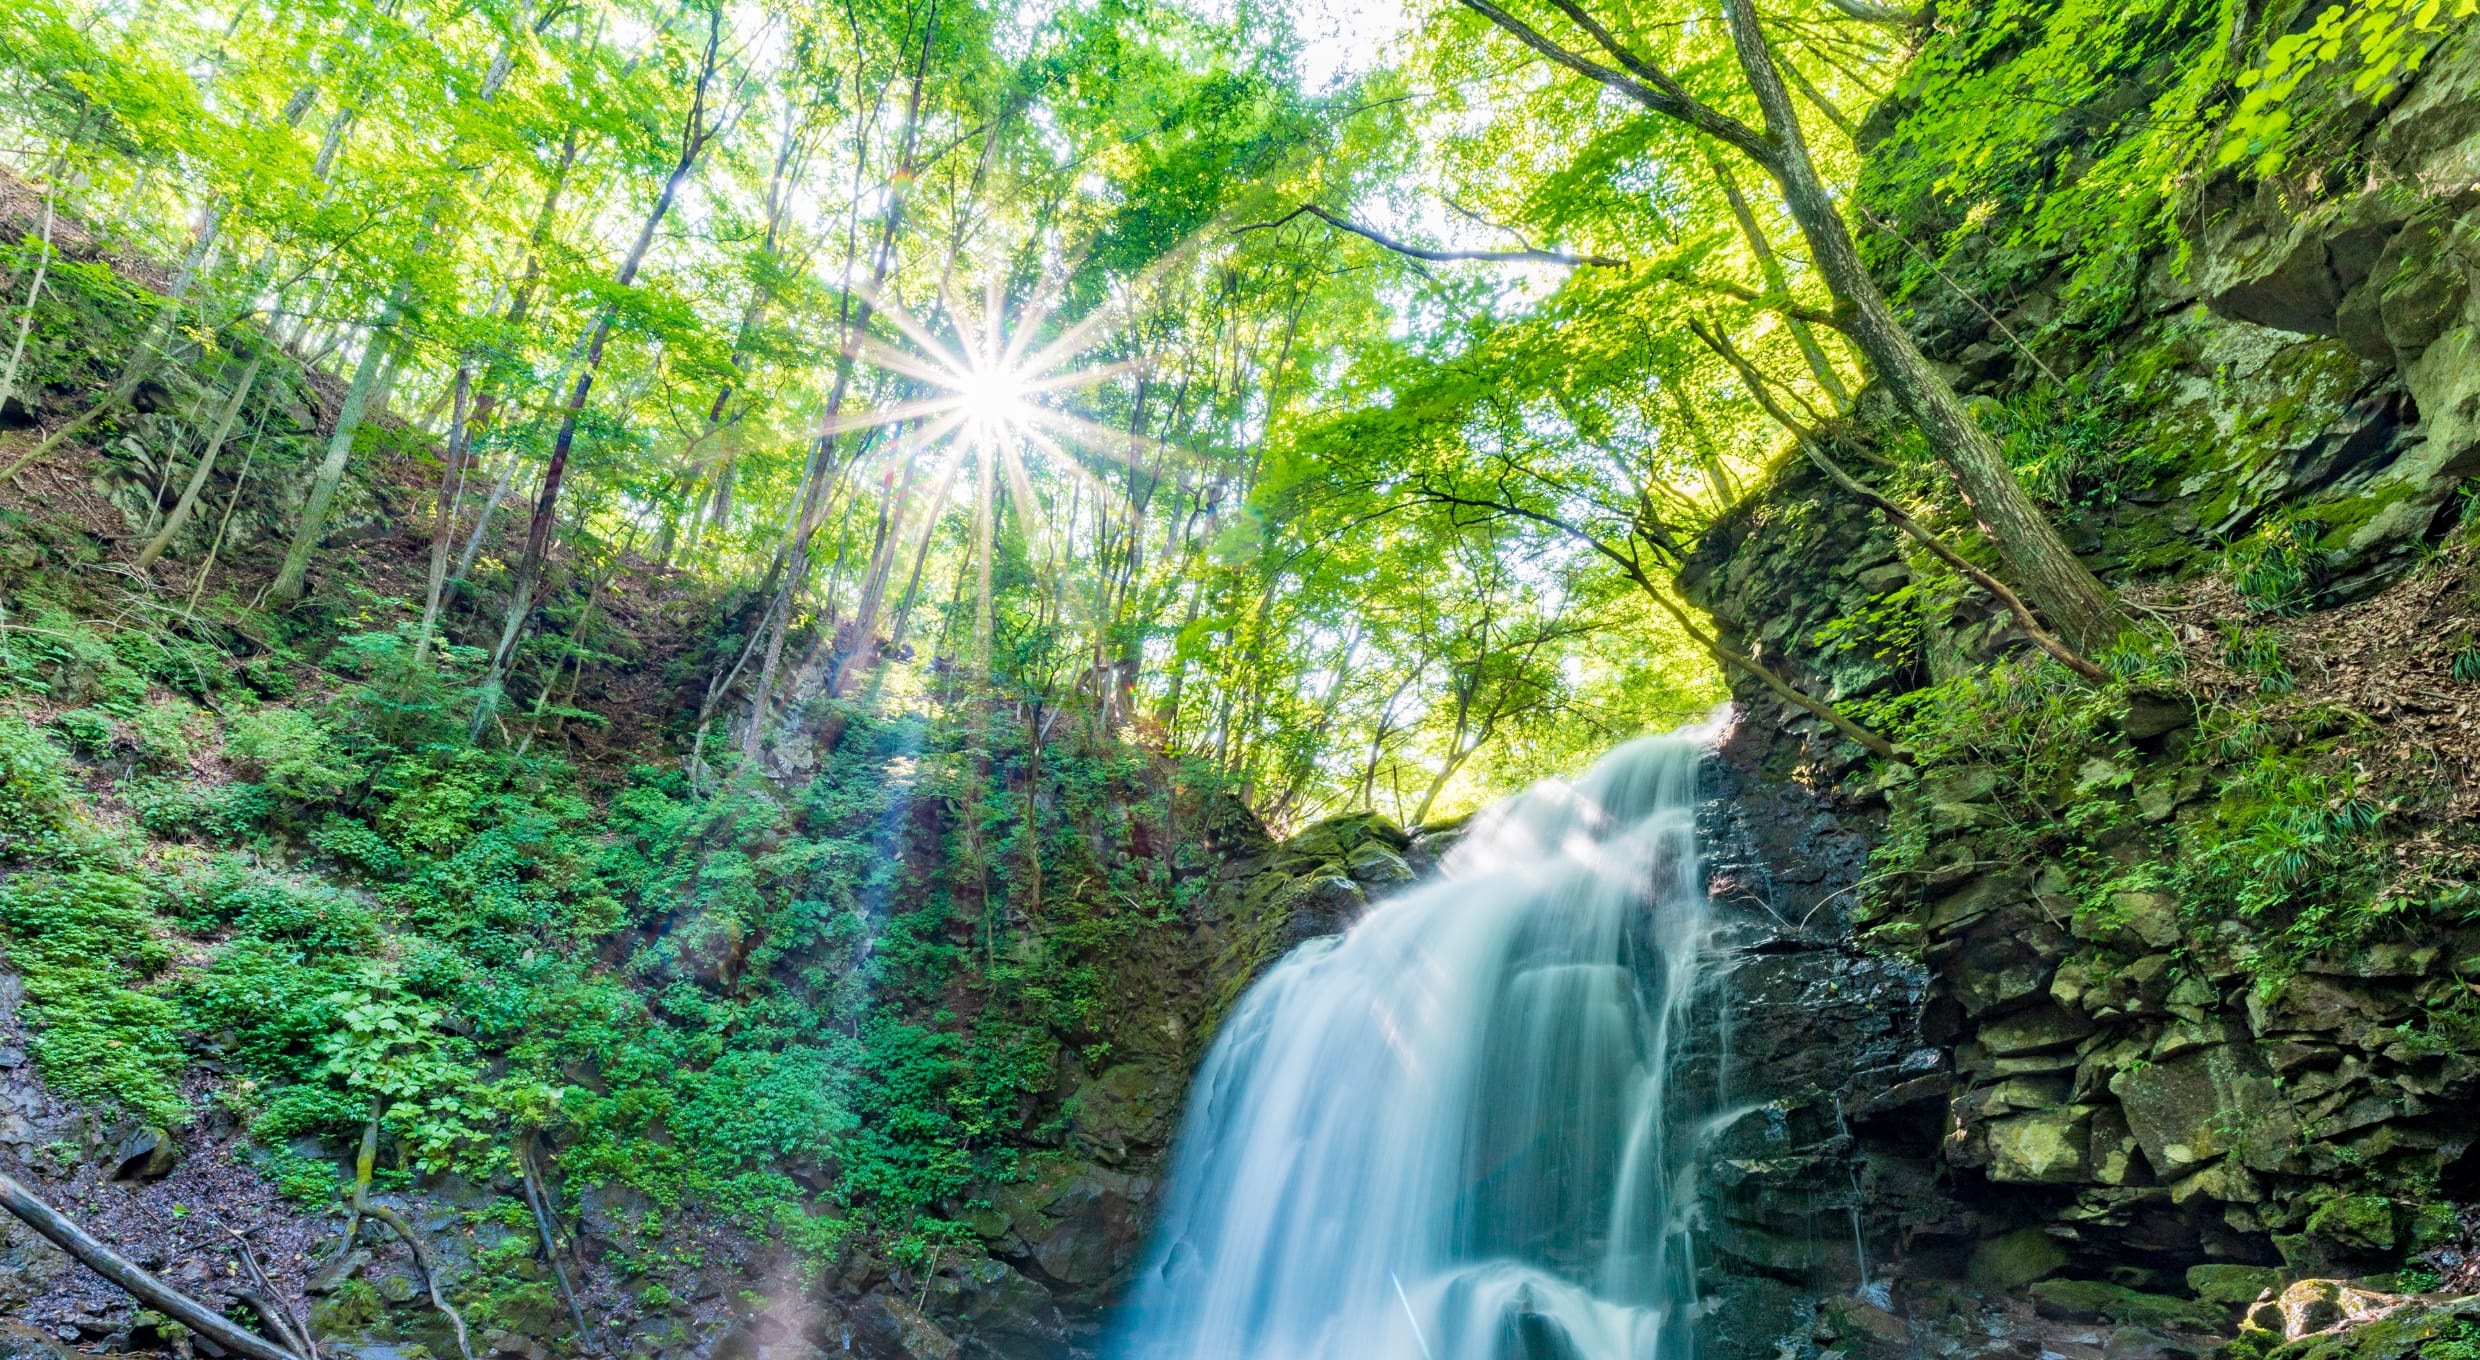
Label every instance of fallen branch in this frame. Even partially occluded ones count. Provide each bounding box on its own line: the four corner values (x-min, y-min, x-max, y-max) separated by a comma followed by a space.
225, 1226, 315, 1360
0, 1169, 305, 1360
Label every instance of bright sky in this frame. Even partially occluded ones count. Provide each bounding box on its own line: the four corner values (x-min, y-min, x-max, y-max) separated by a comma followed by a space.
1292, 0, 1417, 91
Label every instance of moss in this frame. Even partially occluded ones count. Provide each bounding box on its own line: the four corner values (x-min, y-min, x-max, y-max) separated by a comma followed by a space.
2029, 1277, 2224, 1331
2303, 1194, 2400, 1253
311, 1278, 386, 1335
2188, 1263, 2283, 1308
2308, 481, 2421, 552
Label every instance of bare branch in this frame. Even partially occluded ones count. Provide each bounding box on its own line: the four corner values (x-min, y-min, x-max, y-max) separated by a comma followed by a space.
1239, 205, 1625, 268
1454, 0, 1780, 166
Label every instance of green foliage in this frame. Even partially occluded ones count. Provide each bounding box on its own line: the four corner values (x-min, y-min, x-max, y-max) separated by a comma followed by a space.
0, 710, 111, 862
2219, 623, 2298, 693
1857, 0, 2234, 325
0, 868, 187, 1123
226, 706, 365, 803
2221, 0, 2478, 173
2227, 510, 2335, 615
1986, 387, 2165, 511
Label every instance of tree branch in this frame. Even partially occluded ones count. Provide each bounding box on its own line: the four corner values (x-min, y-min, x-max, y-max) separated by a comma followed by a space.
1815, 0, 1923, 25
1454, 0, 1780, 165
1240, 204, 1625, 268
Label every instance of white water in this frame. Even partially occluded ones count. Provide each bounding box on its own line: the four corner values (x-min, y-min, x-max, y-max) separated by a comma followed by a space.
1113, 727, 1724, 1360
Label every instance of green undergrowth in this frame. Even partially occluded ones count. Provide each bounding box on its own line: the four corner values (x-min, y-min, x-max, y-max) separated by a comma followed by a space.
1852, 613, 2478, 978
0, 581, 1235, 1290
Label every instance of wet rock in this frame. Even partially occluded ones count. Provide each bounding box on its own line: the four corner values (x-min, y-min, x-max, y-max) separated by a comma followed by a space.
1067, 1064, 1174, 1163
0, 1215, 69, 1310
850, 1292, 961, 1360
990, 1157, 1147, 1292
924, 1255, 1067, 1360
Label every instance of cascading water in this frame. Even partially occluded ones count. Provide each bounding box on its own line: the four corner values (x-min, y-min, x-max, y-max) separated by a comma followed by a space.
1113, 724, 1727, 1360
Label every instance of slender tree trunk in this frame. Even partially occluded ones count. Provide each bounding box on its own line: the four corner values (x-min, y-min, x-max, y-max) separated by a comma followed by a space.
413, 366, 472, 664
136, 348, 263, 570
270, 329, 391, 602
889, 452, 968, 653
184, 404, 271, 616
738, 3, 941, 761
1706, 146, 1848, 404
973, 443, 996, 679
477, 12, 736, 732
0, 176, 59, 422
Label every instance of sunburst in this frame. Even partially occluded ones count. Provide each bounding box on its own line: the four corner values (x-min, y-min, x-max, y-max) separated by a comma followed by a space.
805, 267, 1160, 680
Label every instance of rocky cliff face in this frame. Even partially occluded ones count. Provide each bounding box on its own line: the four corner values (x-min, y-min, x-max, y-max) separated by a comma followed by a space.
1678, 4, 2480, 1357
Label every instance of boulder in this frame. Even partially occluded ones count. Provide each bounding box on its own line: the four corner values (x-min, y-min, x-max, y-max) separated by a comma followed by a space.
1968, 1226, 2069, 1289
2241, 1278, 2399, 1344
1985, 1105, 2096, 1184
2109, 1043, 2297, 1182
106, 1124, 177, 1181
850, 1292, 961, 1360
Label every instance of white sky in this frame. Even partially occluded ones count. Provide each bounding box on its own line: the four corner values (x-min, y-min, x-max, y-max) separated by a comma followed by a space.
1292, 0, 1417, 92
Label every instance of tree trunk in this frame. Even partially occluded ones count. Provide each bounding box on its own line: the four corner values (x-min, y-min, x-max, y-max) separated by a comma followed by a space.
0, 175, 59, 422
1714, 0, 2123, 653
414, 366, 472, 664
270, 329, 392, 602
136, 348, 263, 570
479, 10, 733, 731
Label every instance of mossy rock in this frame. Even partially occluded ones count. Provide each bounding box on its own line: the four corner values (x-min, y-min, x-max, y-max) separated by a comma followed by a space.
2188, 1263, 2284, 1310
2028, 1278, 2222, 1332
2306, 1195, 2401, 1253
1969, 1226, 2069, 1289
312, 1278, 387, 1335
2260, 1294, 2480, 1360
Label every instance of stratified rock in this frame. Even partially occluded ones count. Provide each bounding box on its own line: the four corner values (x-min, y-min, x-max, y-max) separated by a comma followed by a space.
1985, 1105, 2096, 1183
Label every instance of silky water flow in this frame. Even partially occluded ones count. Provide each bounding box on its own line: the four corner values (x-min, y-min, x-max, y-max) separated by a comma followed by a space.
1114, 724, 1730, 1360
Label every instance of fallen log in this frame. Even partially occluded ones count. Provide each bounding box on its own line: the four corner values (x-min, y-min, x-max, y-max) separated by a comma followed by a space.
0, 1168, 306, 1360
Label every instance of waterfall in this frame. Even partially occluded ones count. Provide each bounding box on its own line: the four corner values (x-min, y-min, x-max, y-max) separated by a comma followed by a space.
1113, 725, 1725, 1360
